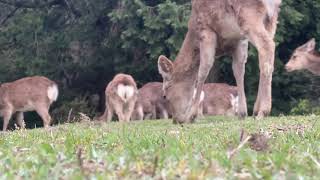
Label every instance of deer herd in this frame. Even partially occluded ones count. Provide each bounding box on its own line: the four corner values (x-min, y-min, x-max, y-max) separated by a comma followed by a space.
1, 0, 320, 130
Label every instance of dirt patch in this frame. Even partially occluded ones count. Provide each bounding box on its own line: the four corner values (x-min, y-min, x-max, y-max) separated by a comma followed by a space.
228, 129, 271, 159
267, 124, 310, 136
240, 129, 270, 152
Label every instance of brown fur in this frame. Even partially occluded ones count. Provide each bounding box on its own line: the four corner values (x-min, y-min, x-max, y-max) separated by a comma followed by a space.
99, 74, 138, 122
0, 76, 58, 131
158, 0, 281, 123
202, 83, 238, 116
286, 38, 320, 75
131, 82, 170, 120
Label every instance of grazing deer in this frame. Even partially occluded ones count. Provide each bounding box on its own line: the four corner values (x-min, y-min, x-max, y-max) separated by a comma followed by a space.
100, 74, 138, 122
131, 82, 170, 120
158, 0, 281, 123
201, 83, 239, 116
131, 82, 205, 120
285, 39, 320, 75
0, 76, 58, 131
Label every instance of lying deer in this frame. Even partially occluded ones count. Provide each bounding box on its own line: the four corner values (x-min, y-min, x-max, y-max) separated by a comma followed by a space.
201, 83, 239, 116
131, 82, 169, 120
0, 76, 58, 131
285, 38, 320, 75
100, 73, 138, 122
158, 0, 281, 123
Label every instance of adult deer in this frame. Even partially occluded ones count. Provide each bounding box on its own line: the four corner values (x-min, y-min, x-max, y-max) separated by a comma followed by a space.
99, 74, 138, 122
0, 76, 58, 131
158, 0, 281, 123
285, 39, 320, 75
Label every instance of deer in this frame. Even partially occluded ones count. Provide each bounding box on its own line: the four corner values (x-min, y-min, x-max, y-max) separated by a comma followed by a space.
131, 82, 170, 120
131, 82, 205, 120
99, 73, 138, 122
285, 38, 320, 75
0, 76, 58, 131
201, 83, 239, 116
158, 0, 282, 124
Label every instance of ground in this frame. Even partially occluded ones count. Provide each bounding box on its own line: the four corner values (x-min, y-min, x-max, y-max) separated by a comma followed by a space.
0, 116, 319, 179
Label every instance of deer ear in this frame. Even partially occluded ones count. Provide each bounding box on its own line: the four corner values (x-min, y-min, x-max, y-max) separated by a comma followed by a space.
299, 38, 316, 52
158, 55, 174, 80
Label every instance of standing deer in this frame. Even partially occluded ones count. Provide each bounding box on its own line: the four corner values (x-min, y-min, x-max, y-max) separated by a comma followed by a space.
131, 82, 169, 120
0, 76, 58, 131
158, 0, 281, 123
100, 74, 138, 122
285, 39, 320, 75
201, 83, 239, 116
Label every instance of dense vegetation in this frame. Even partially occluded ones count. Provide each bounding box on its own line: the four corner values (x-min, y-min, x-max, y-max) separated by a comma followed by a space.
1, 0, 320, 125
0, 116, 319, 178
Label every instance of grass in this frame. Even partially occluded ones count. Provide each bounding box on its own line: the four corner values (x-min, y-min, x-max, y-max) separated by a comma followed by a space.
0, 116, 319, 179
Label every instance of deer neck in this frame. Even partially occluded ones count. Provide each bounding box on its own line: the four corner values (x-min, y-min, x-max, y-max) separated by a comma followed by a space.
307, 53, 320, 75
172, 31, 200, 83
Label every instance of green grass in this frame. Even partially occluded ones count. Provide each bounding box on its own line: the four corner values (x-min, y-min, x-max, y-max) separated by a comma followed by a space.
0, 116, 319, 179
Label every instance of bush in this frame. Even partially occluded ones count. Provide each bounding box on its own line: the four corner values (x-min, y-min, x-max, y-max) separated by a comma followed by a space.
290, 99, 320, 115
51, 94, 100, 124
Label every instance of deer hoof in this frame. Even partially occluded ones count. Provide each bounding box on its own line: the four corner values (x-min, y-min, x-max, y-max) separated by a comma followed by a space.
237, 112, 247, 119
253, 111, 269, 120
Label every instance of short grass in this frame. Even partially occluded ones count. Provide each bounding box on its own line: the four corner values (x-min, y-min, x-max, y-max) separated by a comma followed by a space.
0, 116, 319, 179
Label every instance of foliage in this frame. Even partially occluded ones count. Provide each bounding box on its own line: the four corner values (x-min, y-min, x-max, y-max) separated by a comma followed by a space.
0, 117, 319, 178
290, 99, 320, 115
1, 0, 320, 123
290, 99, 313, 115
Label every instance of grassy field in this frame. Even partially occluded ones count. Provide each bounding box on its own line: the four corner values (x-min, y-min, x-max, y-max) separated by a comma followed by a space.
0, 116, 319, 179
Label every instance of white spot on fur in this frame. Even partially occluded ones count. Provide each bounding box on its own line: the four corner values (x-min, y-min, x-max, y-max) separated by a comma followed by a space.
48, 84, 59, 102
193, 89, 205, 102
117, 84, 135, 103
230, 94, 239, 114
193, 89, 196, 99
200, 91, 205, 103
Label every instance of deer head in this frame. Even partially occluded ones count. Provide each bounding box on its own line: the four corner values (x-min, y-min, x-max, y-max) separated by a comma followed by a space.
158, 55, 198, 124
285, 38, 317, 72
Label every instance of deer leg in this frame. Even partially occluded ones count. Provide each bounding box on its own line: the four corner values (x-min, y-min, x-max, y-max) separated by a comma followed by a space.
137, 106, 144, 120
197, 101, 204, 119
151, 105, 157, 120
106, 106, 114, 122
144, 113, 152, 120
191, 30, 217, 122
113, 103, 125, 122
35, 106, 52, 128
232, 39, 249, 119
124, 100, 135, 122
99, 101, 113, 122
16, 112, 26, 129
247, 28, 275, 118
131, 105, 144, 121
2, 108, 13, 131
160, 101, 170, 119
157, 103, 169, 119
98, 106, 107, 122
162, 110, 169, 119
